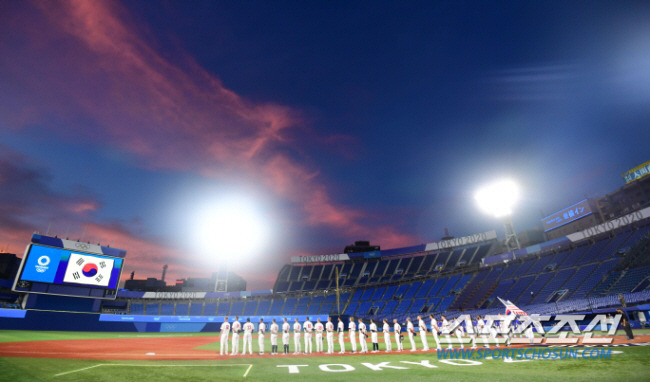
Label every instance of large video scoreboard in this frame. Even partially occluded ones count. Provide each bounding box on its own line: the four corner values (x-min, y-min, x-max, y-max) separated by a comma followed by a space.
541, 199, 594, 232
12, 234, 126, 299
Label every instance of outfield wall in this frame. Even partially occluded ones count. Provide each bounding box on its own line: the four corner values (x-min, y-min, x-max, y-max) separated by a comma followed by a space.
1, 308, 647, 333
0, 309, 328, 332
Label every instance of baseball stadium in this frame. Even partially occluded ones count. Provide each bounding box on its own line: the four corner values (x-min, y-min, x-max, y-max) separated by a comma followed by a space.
2, 1, 650, 381
1, 173, 650, 381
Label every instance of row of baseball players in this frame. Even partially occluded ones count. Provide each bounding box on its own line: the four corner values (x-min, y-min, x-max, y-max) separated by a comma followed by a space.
218, 314, 524, 355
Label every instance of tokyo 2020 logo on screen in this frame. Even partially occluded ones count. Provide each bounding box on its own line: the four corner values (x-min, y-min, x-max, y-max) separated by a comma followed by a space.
35, 255, 50, 273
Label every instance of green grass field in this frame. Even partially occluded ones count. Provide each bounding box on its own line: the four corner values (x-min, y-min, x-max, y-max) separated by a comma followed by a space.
1, 330, 649, 382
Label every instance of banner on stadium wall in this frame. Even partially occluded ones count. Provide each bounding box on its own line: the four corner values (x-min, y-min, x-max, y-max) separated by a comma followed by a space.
623, 160, 650, 184
122, 290, 273, 299
482, 252, 515, 265
31, 234, 127, 258
424, 230, 497, 251
541, 199, 594, 232
98, 314, 329, 323
566, 206, 650, 242
290, 253, 350, 264
142, 292, 207, 299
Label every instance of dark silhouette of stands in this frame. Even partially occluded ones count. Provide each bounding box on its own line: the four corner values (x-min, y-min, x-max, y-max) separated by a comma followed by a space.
113, 222, 650, 318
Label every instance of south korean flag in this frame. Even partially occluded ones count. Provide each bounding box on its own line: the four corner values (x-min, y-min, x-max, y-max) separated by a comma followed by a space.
63, 253, 114, 287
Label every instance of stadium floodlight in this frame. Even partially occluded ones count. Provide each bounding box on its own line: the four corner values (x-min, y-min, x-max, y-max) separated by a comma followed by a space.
475, 179, 521, 251
193, 194, 271, 274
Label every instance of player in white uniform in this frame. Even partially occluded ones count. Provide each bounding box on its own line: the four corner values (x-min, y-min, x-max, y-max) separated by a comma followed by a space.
348, 317, 357, 353
406, 317, 417, 351
429, 314, 441, 350
441, 315, 453, 349
476, 315, 490, 347
503, 315, 513, 346
513, 317, 522, 340
241, 318, 254, 355
314, 318, 324, 353
382, 319, 392, 352
282, 318, 291, 354
270, 318, 279, 355
393, 319, 403, 351
337, 317, 345, 354
417, 315, 429, 351
231, 316, 241, 355
468, 315, 477, 349
258, 318, 266, 355
369, 319, 379, 352
220, 316, 230, 355
525, 318, 535, 344
325, 317, 335, 354
454, 317, 465, 349
358, 318, 368, 353
293, 318, 302, 354
489, 317, 500, 346
303, 317, 313, 354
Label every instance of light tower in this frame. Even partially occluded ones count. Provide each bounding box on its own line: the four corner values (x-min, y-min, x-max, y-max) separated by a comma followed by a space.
475, 179, 521, 252
214, 266, 229, 292
191, 194, 272, 292
161, 264, 168, 282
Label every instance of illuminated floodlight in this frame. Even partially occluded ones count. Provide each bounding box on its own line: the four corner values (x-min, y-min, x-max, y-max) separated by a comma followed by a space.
193, 194, 271, 264
475, 179, 521, 251
474, 179, 519, 218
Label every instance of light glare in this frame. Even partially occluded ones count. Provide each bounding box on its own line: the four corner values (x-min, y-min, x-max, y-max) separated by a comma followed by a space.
193, 194, 271, 264
474, 179, 519, 218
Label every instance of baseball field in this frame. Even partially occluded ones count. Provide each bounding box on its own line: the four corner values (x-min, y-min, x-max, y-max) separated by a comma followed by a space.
1, 330, 649, 382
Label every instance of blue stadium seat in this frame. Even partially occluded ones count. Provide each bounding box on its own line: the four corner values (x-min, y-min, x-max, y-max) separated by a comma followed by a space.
371, 286, 386, 300
145, 303, 159, 315
382, 300, 399, 315
344, 302, 358, 315
175, 303, 189, 316
403, 281, 422, 299
130, 303, 144, 315
160, 303, 174, 315
230, 300, 245, 316
282, 298, 297, 315
269, 299, 285, 315
216, 301, 231, 316
243, 300, 258, 316
257, 299, 271, 315
204, 303, 217, 316
189, 303, 203, 315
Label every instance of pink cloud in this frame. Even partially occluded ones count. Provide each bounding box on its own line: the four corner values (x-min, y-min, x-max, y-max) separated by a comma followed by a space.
0, 227, 31, 256
65, 201, 100, 215
0, 1, 419, 271
82, 222, 201, 279
262, 153, 419, 247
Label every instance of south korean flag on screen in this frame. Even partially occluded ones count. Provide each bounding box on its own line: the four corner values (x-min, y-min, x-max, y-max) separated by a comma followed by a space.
63, 253, 113, 287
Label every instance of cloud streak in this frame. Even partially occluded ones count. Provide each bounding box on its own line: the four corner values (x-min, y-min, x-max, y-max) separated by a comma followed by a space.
0, 1, 419, 285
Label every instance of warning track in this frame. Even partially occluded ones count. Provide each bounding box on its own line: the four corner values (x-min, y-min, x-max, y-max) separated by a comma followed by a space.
0, 335, 648, 360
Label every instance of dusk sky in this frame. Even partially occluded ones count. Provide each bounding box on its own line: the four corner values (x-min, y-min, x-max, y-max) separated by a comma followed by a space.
1, 1, 649, 289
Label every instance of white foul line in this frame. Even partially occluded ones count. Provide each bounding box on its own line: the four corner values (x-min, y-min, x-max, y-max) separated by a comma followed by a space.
54, 364, 103, 377
54, 363, 253, 378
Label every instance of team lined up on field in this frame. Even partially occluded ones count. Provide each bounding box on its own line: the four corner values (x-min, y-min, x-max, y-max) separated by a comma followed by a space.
218, 314, 535, 355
